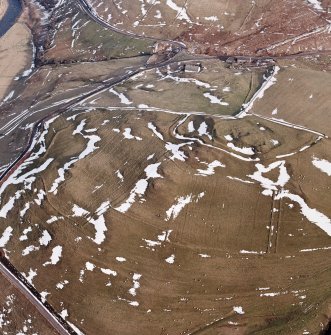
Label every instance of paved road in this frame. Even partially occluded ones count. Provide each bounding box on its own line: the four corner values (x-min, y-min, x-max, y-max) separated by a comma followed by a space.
0, 47, 218, 181
0, 260, 76, 335
76, 0, 186, 49
76, 0, 331, 61
1, 0, 329, 197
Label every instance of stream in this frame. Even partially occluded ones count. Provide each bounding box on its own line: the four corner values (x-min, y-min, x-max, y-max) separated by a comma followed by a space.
0, 0, 22, 37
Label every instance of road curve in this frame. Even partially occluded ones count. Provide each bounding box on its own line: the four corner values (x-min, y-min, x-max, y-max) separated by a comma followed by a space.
76, 0, 331, 61
0, 257, 78, 335
76, 0, 186, 49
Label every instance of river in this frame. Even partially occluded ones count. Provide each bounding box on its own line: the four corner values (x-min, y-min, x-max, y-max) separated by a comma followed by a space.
0, 0, 22, 37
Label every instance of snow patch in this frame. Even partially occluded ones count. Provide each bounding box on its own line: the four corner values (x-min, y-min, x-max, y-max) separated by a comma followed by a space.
165, 254, 175, 264
312, 157, 331, 176
43, 246, 62, 266
166, 192, 205, 221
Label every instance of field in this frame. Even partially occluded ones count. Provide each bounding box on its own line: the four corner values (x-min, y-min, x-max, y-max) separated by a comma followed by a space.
0, 272, 58, 334
249, 58, 331, 137
81, 59, 265, 116
0, 7, 32, 100
0, 0, 330, 334
85, 0, 331, 56
0, 103, 330, 334
43, 1, 155, 64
